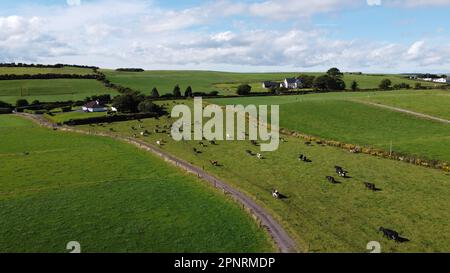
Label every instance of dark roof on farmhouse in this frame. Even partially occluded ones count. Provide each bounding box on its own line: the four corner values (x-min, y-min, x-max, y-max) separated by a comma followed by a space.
285, 78, 299, 84
84, 101, 106, 108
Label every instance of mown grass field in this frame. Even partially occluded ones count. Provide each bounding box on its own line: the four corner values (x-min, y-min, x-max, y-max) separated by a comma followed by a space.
0, 66, 94, 76
102, 70, 438, 95
210, 90, 450, 162
78, 102, 450, 252
0, 79, 117, 104
0, 115, 273, 253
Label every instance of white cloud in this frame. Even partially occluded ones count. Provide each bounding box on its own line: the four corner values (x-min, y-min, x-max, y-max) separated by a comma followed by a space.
367, 0, 382, 6
379, 0, 450, 7
211, 31, 235, 42
406, 41, 425, 60
248, 0, 359, 19
67, 0, 82, 7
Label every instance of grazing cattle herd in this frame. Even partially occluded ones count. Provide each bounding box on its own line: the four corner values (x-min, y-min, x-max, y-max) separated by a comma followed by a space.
128, 122, 408, 245
271, 149, 407, 244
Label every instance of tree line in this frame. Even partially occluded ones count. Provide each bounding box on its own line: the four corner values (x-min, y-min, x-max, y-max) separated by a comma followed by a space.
115, 68, 145, 72
0, 63, 98, 69
0, 73, 103, 81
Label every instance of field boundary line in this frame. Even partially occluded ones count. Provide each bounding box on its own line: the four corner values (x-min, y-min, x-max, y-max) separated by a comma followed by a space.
15, 112, 299, 253
353, 100, 450, 124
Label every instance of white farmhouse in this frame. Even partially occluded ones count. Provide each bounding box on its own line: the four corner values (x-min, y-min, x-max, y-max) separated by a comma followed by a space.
82, 100, 108, 112
283, 78, 302, 89
432, 78, 448, 83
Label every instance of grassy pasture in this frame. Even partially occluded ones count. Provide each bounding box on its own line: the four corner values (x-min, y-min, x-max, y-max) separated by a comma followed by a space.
78, 102, 450, 252
102, 70, 438, 95
0, 115, 272, 253
356, 90, 450, 120
101, 69, 299, 95
0, 79, 117, 104
209, 90, 450, 162
0, 66, 94, 76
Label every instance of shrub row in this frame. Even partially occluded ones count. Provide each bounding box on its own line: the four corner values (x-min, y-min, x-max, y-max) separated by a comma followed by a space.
0, 107, 12, 114
61, 112, 161, 126
280, 128, 450, 172
115, 68, 144, 72
0, 63, 98, 69
0, 73, 103, 81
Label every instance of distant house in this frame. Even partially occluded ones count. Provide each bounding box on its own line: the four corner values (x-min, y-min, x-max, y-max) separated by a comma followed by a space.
82, 100, 108, 112
283, 78, 302, 89
262, 81, 281, 89
432, 78, 448, 83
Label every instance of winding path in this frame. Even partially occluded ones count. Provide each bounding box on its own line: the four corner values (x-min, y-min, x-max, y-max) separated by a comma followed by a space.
15, 113, 298, 253
355, 100, 450, 124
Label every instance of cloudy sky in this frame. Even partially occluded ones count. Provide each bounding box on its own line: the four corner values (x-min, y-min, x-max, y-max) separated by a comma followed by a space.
1, 0, 450, 72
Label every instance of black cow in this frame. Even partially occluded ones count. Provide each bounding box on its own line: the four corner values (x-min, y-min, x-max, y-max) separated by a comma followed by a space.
335, 166, 348, 177
326, 176, 338, 184
364, 182, 376, 191
379, 227, 401, 242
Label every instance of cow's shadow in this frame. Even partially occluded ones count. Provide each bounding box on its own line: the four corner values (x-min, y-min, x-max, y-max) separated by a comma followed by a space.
397, 236, 410, 243
277, 193, 288, 199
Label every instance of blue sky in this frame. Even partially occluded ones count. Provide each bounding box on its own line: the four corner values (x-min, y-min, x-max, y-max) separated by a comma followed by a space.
1, 0, 450, 72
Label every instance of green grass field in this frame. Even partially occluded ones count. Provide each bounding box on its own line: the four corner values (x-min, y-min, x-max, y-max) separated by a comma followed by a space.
209, 90, 450, 162
0, 115, 272, 253
355, 90, 450, 120
0, 79, 117, 104
0, 66, 94, 76
101, 69, 299, 95
102, 70, 439, 95
45, 111, 108, 124
78, 102, 450, 252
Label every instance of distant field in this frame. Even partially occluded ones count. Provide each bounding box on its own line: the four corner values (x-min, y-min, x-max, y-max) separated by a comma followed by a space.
81, 103, 450, 252
209, 90, 450, 162
101, 70, 299, 95
0, 115, 272, 253
214, 73, 440, 93
356, 90, 450, 120
0, 66, 95, 76
0, 79, 117, 104
341, 73, 440, 89
102, 70, 438, 95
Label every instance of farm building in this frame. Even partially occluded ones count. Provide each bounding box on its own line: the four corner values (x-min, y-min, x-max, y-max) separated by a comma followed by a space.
283, 78, 302, 89
432, 78, 449, 83
262, 81, 282, 89
82, 100, 108, 112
